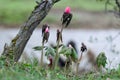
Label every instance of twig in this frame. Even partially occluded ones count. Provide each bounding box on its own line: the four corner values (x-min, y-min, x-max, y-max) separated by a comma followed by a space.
53, 25, 64, 69
54, 37, 60, 69
64, 59, 68, 72
76, 52, 83, 75
64, 55, 72, 73
40, 41, 44, 67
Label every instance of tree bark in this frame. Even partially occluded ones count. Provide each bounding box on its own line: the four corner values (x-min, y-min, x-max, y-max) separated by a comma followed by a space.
115, 0, 120, 12
2, 0, 60, 62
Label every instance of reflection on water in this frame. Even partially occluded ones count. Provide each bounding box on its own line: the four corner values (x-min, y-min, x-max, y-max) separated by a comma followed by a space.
0, 28, 120, 69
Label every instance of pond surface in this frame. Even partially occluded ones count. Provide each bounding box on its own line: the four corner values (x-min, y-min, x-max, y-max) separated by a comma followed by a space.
0, 28, 120, 69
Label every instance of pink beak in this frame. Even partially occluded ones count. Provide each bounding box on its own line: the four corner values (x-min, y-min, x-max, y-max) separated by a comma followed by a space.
65, 6, 71, 14
45, 27, 49, 33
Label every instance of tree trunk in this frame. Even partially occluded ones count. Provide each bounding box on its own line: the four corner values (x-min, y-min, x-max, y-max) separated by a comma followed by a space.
2, 0, 60, 62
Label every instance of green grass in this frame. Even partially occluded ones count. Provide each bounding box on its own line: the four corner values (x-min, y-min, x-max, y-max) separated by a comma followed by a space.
0, 0, 35, 24
55, 0, 106, 10
0, 45, 120, 80
0, 62, 120, 80
0, 0, 112, 25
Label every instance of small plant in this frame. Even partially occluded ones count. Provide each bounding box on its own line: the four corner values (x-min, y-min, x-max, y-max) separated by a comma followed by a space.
33, 45, 56, 67
96, 52, 107, 68
53, 29, 63, 69
59, 44, 78, 72
41, 24, 50, 67
53, 6, 73, 69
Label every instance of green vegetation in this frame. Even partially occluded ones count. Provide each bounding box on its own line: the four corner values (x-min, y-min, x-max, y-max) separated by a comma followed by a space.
0, 52, 119, 80
55, 0, 106, 10
0, 0, 120, 80
0, 40, 119, 80
0, 61, 120, 80
96, 52, 107, 68
0, 0, 111, 25
0, 0, 35, 24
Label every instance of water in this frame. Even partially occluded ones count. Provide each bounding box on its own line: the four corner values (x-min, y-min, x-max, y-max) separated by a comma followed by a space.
0, 28, 120, 69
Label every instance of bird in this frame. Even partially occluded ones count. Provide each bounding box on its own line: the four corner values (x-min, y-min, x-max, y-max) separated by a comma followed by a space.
42, 24, 50, 43
61, 7, 73, 27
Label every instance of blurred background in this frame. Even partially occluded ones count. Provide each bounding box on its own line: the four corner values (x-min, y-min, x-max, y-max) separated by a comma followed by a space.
0, 0, 120, 69
0, 0, 120, 29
